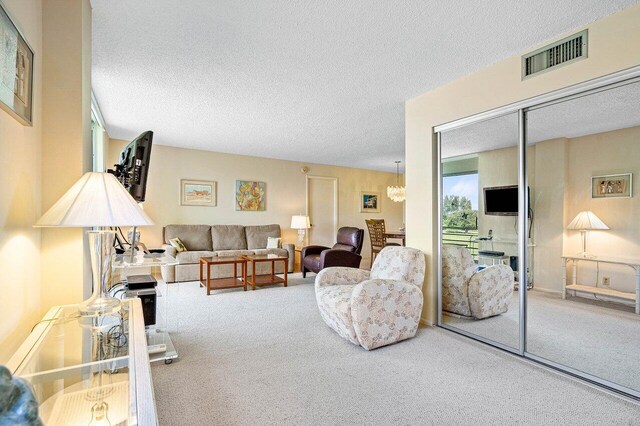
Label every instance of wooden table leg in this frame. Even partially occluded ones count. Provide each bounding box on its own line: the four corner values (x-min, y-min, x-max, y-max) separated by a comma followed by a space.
271, 260, 276, 283
199, 260, 204, 288
251, 260, 256, 290
243, 261, 247, 291
283, 259, 288, 287
207, 263, 211, 295
234, 262, 237, 288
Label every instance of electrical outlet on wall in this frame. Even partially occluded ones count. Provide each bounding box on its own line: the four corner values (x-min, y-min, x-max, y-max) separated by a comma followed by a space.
603, 277, 610, 286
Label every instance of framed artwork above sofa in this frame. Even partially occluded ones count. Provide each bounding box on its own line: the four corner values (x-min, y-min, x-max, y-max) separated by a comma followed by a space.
180, 179, 216, 206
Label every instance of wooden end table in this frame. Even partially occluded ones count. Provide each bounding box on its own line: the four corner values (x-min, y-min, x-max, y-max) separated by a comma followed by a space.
199, 256, 247, 295
242, 254, 288, 290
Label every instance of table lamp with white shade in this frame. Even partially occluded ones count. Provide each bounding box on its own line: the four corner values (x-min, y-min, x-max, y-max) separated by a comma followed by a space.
291, 215, 310, 248
567, 210, 609, 258
35, 172, 154, 316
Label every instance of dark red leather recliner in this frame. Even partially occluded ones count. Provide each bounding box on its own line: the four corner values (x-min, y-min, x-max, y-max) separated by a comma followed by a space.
301, 227, 364, 277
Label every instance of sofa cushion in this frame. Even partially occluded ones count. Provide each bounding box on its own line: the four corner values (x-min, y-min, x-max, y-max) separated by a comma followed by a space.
245, 224, 281, 250
211, 225, 247, 250
266, 237, 281, 248
176, 250, 216, 264
169, 237, 187, 252
164, 225, 212, 251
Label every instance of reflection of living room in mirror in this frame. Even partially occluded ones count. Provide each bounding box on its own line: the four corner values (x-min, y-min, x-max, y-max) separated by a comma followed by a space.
566, 210, 609, 258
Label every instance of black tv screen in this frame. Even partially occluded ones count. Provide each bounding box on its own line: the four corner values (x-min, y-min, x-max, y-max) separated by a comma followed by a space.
108, 131, 153, 202
483, 185, 524, 216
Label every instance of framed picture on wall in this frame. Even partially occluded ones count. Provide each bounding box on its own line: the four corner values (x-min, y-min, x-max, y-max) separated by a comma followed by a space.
180, 179, 217, 206
360, 191, 380, 213
0, 4, 34, 126
235, 180, 266, 211
591, 173, 632, 199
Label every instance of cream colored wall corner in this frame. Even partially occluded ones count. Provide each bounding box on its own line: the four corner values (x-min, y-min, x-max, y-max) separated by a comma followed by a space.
107, 140, 404, 266
0, 0, 43, 363
40, 0, 93, 311
405, 4, 640, 324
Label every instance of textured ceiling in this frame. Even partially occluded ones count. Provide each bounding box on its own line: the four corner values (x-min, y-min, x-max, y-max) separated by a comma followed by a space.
91, 0, 639, 172
441, 80, 640, 158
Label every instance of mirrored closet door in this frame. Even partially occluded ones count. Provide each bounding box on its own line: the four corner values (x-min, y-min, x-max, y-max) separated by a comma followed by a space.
525, 80, 640, 394
437, 71, 640, 398
439, 112, 521, 351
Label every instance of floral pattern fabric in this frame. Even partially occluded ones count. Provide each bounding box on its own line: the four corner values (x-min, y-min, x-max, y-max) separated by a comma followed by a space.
468, 265, 514, 319
351, 279, 423, 350
314, 247, 426, 350
370, 247, 426, 288
441, 245, 513, 319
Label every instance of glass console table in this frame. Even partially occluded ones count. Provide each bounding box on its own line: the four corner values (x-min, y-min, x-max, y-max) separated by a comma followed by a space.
6, 298, 157, 425
112, 253, 179, 364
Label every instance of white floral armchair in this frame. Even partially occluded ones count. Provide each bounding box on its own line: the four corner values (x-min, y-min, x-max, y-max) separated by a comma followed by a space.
442, 245, 514, 319
315, 246, 426, 350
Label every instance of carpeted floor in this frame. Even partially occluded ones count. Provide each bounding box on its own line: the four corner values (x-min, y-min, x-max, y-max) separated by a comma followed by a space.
444, 289, 640, 390
152, 276, 639, 425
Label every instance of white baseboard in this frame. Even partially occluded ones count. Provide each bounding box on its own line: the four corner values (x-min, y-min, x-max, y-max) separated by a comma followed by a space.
531, 286, 562, 295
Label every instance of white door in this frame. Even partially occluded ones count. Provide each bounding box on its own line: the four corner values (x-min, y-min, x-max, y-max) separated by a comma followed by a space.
306, 176, 337, 248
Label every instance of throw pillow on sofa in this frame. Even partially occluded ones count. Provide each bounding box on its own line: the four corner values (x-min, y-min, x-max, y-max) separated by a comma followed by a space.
169, 237, 187, 252
266, 237, 281, 248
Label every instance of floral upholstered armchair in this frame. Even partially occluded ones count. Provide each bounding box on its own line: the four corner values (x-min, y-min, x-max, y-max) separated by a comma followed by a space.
441, 245, 514, 319
314, 246, 425, 350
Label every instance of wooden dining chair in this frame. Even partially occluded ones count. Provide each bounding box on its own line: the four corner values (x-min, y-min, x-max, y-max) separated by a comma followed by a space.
365, 219, 401, 268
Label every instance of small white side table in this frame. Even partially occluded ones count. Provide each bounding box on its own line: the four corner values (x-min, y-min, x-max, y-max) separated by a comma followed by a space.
562, 255, 640, 314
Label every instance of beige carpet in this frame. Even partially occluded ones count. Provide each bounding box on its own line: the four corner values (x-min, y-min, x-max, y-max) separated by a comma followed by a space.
152, 276, 639, 425
444, 289, 640, 391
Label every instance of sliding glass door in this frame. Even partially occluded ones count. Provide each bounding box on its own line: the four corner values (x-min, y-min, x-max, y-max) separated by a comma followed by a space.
436, 69, 640, 399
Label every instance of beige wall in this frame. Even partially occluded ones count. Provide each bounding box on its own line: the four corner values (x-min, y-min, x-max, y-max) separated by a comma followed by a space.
0, 0, 93, 363
41, 0, 93, 308
406, 4, 640, 324
108, 141, 405, 266
0, 0, 43, 363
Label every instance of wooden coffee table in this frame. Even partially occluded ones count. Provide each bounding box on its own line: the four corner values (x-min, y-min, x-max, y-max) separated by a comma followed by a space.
199, 256, 247, 295
242, 254, 288, 290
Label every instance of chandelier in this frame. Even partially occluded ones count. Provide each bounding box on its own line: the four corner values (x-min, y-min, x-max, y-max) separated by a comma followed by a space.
387, 161, 405, 202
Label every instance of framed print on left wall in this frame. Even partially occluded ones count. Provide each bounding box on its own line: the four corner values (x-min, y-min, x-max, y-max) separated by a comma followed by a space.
0, 4, 34, 126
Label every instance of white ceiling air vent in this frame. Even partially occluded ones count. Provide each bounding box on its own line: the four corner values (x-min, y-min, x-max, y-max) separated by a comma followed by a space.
522, 30, 588, 80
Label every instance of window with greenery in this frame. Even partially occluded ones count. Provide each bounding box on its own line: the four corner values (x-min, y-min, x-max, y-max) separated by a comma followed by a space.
442, 173, 478, 230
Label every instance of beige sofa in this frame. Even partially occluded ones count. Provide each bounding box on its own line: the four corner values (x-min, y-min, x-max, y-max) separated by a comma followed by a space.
160, 224, 295, 283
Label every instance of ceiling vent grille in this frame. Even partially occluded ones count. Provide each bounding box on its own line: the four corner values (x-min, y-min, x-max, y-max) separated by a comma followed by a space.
522, 30, 588, 79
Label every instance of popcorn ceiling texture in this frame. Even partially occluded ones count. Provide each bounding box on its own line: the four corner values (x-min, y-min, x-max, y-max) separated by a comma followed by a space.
91, 0, 638, 171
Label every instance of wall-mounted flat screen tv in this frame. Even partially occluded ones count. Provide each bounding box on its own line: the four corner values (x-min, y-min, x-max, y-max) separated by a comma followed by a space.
483, 185, 529, 216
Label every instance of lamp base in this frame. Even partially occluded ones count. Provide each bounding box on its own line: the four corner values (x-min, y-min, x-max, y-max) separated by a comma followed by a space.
296, 229, 306, 249
82, 230, 120, 318
78, 296, 121, 317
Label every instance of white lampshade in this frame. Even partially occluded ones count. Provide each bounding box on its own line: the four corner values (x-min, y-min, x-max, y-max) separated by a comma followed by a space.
567, 211, 609, 231
35, 172, 154, 227
291, 215, 310, 230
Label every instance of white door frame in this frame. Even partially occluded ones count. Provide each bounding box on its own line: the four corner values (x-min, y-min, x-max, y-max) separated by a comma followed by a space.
305, 175, 338, 243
